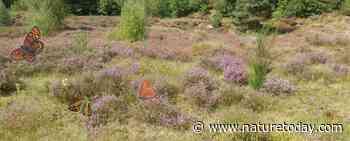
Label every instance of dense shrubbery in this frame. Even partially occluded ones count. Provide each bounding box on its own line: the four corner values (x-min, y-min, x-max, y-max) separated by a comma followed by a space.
24, 0, 67, 35
0, 69, 21, 96
273, 0, 343, 18
98, 0, 125, 15
0, 0, 10, 26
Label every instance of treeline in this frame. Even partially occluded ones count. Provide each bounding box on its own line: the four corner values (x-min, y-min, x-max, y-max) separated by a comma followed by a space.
1, 0, 349, 31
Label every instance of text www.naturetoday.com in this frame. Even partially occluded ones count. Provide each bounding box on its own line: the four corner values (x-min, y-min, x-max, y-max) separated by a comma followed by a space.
207, 122, 343, 135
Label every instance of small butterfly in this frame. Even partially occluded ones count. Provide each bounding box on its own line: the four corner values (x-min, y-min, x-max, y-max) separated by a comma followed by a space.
138, 80, 161, 104
10, 26, 45, 62
68, 96, 92, 116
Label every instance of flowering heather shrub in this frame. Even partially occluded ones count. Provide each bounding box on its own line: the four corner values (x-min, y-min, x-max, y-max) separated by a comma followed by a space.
0, 69, 21, 96
159, 109, 191, 129
331, 64, 349, 76
59, 56, 85, 74
184, 83, 219, 109
154, 78, 179, 104
201, 54, 248, 84
284, 51, 329, 76
129, 62, 140, 75
94, 67, 129, 96
224, 62, 248, 85
183, 67, 217, 91
109, 46, 135, 57
283, 54, 308, 74
139, 47, 177, 60
50, 67, 130, 104
308, 52, 328, 64
134, 103, 192, 129
88, 95, 128, 127
262, 77, 297, 95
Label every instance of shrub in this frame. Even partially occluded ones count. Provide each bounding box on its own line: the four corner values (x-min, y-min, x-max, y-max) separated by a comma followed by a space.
50, 67, 130, 104
25, 0, 67, 35
223, 61, 248, 85
0, 0, 10, 26
248, 34, 271, 89
134, 102, 192, 129
88, 95, 128, 127
217, 85, 245, 107
139, 46, 177, 60
184, 82, 219, 109
111, 0, 146, 42
183, 67, 217, 90
154, 77, 180, 104
214, 0, 236, 17
262, 76, 297, 95
98, 0, 125, 15
146, 0, 171, 17
242, 93, 274, 112
331, 64, 349, 76
183, 67, 219, 109
0, 69, 21, 96
273, 0, 344, 18
232, 0, 277, 31
341, 0, 350, 15
210, 10, 223, 28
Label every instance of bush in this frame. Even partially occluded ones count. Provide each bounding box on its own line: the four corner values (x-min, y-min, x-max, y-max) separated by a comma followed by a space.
210, 10, 223, 28
110, 0, 146, 42
183, 67, 217, 90
341, 0, 350, 15
273, 0, 344, 18
25, 0, 67, 35
0, 0, 10, 26
214, 0, 236, 17
50, 67, 131, 104
133, 102, 192, 129
262, 76, 297, 95
0, 69, 21, 96
98, 0, 125, 15
217, 85, 245, 107
232, 0, 278, 31
88, 95, 128, 127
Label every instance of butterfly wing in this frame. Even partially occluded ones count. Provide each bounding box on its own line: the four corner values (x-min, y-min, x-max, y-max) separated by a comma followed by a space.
138, 80, 157, 100
32, 41, 44, 55
10, 48, 25, 61
31, 26, 41, 40
22, 26, 42, 52
24, 53, 35, 62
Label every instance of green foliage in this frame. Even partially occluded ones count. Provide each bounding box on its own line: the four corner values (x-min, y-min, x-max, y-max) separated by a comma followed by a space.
145, 0, 171, 17
111, 0, 146, 42
232, 0, 278, 31
341, 0, 350, 15
248, 33, 271, 89
273, 0, 344, 18
64, 0, 98, 15
210, 11, 223, 28
98, 0, 125, 15
214, 0, 236, 17
25, 0, 67, 35
0, 0, 10, 26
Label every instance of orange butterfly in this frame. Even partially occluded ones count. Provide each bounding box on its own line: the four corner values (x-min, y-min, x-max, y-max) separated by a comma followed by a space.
10, 26, 45, 62
138, 80, 161, 104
